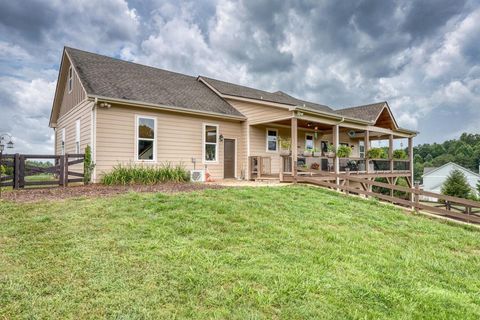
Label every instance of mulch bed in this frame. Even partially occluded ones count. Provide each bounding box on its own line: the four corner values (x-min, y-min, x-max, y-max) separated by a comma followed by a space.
0, 183, 225, 203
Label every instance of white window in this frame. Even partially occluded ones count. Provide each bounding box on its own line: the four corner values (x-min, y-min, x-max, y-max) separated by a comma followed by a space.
305, 133, 314, 150
61, 128, 65, 155
359, 140, 365, 158
75, 119, 81, 154
266, 128, 278, 152
136, 116, 156, 161
203, 124, 218, 163
68, 66, 73, 93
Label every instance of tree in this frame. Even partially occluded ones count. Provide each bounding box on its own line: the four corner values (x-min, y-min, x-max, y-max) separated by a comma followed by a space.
414, 154, 423, 164
83, 145, 95, 184
441, 169, 472, 199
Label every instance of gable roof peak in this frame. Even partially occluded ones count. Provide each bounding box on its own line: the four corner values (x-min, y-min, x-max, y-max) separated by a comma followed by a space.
60, 47, 244, 118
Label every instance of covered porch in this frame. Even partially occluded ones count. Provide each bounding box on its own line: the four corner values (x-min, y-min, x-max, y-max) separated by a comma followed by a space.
247, 114, 415, 186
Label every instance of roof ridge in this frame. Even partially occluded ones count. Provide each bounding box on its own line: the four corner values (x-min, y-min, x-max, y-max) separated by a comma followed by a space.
337, 101, 387, 111
200, 75, 332, 110
65, 46, 199, 81
200, 75, 281, 98
424, 162, 480, 178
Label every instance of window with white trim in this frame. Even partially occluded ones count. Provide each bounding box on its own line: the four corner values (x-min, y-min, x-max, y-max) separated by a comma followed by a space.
68, 66, 73, 93
359, 140, 365, 158
61, 128, 65, 155
75, 119, 81, 154
266, 128, 278, 152
204, 124, 218, 162
136, 116, 156, 161
305, 133, 314, 150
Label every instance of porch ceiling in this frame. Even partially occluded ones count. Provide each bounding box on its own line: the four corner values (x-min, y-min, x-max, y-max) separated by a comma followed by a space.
274, 118, 333, 130
260, 118, 408, 140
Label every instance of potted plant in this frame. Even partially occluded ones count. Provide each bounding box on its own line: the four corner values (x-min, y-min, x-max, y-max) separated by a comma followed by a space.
312, 148, 322, 157
336, 145, 352, 158
367, 148, 387, 159
303, 148, 313, 157
279, 137, 291, 156
325, 144, 335, 158
393, 149, 408, 160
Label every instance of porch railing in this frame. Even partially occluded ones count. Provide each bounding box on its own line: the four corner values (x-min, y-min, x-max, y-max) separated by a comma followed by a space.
393, 160, 410, 171
249, 156, 272, 179
339, 158, 367, 173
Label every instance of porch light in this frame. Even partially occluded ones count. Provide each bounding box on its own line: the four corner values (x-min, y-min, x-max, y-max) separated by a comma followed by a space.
219, 134, 224, 142
0, 133, 14, 153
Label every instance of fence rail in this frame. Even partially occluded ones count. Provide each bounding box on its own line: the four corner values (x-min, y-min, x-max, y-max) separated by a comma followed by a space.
0, 153, 85, 190
297, 170, 480, 224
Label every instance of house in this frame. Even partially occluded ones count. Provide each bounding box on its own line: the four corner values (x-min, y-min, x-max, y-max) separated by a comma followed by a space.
49, 47, 417, 183
421, 162, 480, 201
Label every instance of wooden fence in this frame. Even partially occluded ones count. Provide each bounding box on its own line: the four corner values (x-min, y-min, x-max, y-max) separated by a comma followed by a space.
297, 170, 480, 224
0, 153, 85, 189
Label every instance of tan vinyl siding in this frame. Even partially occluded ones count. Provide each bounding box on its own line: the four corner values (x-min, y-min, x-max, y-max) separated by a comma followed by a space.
58, 58, 86, 118
95, 104, 243, 181
226, 99, 292, 124
55, 100, 92, 155
55, 100, 92, 176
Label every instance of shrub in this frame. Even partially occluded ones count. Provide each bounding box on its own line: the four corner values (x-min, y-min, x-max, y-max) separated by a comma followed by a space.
101, 163, 190, 185
336, 145, 352, 158
83, 145, 95, 184
367, 148, 387, 159
441, 169, 472, 200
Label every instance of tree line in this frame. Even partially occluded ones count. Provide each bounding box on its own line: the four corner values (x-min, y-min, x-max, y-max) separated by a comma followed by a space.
413, 133, 480, 182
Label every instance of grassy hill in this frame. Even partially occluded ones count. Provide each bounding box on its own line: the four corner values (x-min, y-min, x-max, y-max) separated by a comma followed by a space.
1, 186, 480, 319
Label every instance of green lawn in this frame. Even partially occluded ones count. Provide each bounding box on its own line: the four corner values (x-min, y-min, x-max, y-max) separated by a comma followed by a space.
1, 186, 480, 319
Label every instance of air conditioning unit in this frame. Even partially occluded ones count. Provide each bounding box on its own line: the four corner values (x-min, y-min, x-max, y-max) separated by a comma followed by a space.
190, 170, 205, 182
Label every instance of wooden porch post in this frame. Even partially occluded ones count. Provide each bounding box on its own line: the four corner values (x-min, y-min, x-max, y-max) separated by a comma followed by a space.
333, 125, 339, 174
292, 118, 298, 183
333, 124, 340, 187
389, 134, 394, 173
364, 130, 370, 174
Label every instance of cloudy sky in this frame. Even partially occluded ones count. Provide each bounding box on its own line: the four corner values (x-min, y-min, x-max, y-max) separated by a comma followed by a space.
0, 0, 479, 153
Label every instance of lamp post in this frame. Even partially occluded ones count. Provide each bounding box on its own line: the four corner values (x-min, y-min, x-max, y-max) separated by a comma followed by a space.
0, 133, 14, 198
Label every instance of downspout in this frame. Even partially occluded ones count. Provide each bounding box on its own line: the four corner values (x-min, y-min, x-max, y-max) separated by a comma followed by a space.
91, 98, 98, 183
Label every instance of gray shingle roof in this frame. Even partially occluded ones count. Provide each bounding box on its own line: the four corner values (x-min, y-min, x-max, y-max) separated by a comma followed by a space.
334, 102, 387, 122
200, 76, 333, 113
65, 47, 244, 117
65, 47, 399, 126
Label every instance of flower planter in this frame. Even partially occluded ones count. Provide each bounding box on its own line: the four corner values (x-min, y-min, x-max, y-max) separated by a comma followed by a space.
326, 152, 335, 158
303, 151, 313, 157
280, 150, 291, 156
313, 152, 322, 157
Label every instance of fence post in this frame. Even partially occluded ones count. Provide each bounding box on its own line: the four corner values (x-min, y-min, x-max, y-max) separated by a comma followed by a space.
19, 155, 25, 188
59, 155, 65, 187
414, 182, 420, 213
64, 154, 69, 187
13, 153, 20, 189
465, 205, 471, 223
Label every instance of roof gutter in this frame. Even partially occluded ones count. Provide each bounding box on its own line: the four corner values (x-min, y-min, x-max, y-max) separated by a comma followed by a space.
292, 106, 371, 125
87, 95, 247, 121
